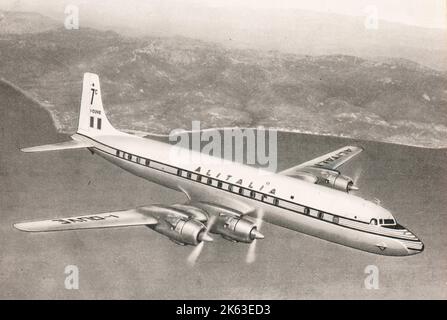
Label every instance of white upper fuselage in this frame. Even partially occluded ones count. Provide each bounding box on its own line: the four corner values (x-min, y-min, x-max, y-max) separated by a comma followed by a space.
73, 130, 424, 256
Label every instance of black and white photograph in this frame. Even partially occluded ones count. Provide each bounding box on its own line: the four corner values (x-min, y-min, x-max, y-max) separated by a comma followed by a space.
0, 0, 446, 301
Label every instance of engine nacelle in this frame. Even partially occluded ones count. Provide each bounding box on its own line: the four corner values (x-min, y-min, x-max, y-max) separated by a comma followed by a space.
211, 215, 264, 243
150, 218, 209, 246
325, 173, 355, 192
293, 169, 358, 193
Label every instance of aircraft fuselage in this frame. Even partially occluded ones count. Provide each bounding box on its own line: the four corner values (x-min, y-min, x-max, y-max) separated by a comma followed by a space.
73, 132, 424, 256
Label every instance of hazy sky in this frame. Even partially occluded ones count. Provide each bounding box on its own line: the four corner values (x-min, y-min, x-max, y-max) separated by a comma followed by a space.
2, 0, 446, 29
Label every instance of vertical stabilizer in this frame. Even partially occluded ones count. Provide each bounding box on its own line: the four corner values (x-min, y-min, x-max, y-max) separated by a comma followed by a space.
77, 73, 119, 136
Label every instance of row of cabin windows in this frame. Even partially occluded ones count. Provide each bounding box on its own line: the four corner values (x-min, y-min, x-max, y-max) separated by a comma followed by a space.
176, 169, 342, 225
115, 150, 151, 167
176, 169, 279, 204
112, 152, 344, 227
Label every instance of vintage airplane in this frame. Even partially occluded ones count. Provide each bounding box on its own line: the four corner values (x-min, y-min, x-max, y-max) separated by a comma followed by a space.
15, 73, 424, 262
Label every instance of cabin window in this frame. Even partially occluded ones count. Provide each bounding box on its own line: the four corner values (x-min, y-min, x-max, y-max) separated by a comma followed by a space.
196, 175, 201, 181
187, 172, 191, 179
207, 178, 212, 185
309, 209, 319, 217
163, 165, 177, 175
177, 169, 182, 176
97, 118, 102, 130
136, 157, 140, 163
273, 198, 279, 206
255, 193, 264, 201
304, 207, 310, 215
228, 185, 233, 192
333, 216, 339, 224
280, 201, 303, 213
217, 181, 222, 188
90, 116, 94, 128
238, 188, 244, 195
145, 159, 150, 166
263, 195, 275, 205
116, 150, 120, 157
318, 211, 324, 219
127, 154, 132, 160
250, 190, 256, 198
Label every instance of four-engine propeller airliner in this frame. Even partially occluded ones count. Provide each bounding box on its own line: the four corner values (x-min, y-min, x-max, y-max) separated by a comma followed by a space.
15, 73, 424, 259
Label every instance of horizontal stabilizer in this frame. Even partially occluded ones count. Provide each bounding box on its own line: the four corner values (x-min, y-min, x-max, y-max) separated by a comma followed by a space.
21, 140, 93, 153
14, 209, 158, 232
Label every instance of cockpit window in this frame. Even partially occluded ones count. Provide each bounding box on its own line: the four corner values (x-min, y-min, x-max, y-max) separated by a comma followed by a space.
374, 218, 396, 226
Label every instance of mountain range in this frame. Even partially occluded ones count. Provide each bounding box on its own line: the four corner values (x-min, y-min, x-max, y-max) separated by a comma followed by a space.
0, 10, 446, 148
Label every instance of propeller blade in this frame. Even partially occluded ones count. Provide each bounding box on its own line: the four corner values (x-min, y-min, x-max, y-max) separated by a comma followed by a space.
245, 211, 265, 264
206, 215, 217, 232
187, 241, 205, 266
255, 211, 265, 230
186, 215, 217, 266
352, 168, 363, 187
246, 239, 257, 264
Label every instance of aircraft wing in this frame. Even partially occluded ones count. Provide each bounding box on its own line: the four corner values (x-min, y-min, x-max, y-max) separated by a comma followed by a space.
279, 145, 363, 176
14, 208, 158, 232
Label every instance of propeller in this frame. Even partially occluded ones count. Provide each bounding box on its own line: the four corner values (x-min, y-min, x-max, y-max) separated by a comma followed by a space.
187, 215, 217, 266
350, 167, 363, 191
187, 241, 205, 266
246, 211, 265, 264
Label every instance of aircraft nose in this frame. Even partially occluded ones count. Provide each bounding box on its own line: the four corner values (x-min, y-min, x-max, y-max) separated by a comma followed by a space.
402, 230, 424, 255
405, 240, 424, 255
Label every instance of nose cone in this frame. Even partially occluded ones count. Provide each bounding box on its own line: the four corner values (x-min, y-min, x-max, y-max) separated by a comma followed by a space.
198, 231, 213, 242
401, 228, 424, 255
405, 239, 424, 255
250, 228, 265, 240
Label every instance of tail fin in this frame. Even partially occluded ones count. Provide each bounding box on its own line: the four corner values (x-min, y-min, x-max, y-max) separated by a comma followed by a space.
77, 73, 119, 136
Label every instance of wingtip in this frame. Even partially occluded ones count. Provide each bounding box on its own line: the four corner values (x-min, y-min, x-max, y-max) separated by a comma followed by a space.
348, 145, 364, 151
13, 222, 32, 232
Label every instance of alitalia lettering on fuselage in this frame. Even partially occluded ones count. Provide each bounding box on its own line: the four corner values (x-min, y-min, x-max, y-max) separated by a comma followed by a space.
194, 166, 276, 194
314, 148, 352, 168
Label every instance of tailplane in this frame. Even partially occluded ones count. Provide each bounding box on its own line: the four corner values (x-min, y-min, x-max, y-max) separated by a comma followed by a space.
21, 140, 92, 153
77, 72, 119, 136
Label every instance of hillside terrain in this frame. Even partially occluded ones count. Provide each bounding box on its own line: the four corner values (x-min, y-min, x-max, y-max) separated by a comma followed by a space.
1, 11, 446, 148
